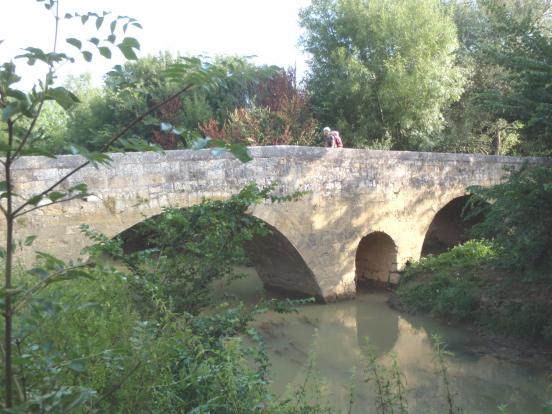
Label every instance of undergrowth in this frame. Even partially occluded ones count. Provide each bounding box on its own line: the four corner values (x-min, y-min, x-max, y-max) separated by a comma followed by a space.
397, 240, 552, 341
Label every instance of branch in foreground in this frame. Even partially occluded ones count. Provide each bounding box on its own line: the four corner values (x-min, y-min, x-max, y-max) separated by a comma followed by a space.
12, 83, 194, 217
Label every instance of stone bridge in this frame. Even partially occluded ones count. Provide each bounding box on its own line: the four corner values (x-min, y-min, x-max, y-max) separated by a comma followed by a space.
5, 146, 547, 301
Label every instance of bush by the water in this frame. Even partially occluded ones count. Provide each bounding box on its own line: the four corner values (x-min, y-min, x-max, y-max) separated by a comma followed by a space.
467, 165, 552, 277
398, 240, 494, 322
0, 184, 329, 413
398, 240, 552, 341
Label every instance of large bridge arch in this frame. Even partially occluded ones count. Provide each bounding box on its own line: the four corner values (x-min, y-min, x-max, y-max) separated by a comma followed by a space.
5, 146, 548, 301
420, 193, 485, 256
100, 199, 322, 298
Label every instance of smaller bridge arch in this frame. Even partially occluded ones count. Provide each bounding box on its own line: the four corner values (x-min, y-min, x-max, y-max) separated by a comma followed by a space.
355, 231, 399, 286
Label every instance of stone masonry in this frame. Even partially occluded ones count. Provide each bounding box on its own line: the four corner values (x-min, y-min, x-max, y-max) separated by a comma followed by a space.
2, 146, 549, 301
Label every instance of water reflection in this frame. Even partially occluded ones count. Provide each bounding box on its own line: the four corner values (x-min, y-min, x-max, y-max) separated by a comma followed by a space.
217, 268, 550, 414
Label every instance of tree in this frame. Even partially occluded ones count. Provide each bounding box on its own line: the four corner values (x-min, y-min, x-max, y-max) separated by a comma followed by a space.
199, 67, 320, 146
0, 1, 250, 409
435, 0, 552, 156
475, 0, 552, 155
468, 165, 552, 275
61, 54, 278, 152
299, 0, 465, 149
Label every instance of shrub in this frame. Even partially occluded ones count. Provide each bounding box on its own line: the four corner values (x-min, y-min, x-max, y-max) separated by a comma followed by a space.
467, 165, 552, 277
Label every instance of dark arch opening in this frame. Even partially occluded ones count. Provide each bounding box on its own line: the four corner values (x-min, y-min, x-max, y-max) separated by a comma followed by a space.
355, 232, 398, 287
116, 211, 321, 299
244, 223, 322, 298
421, 195, 485, 256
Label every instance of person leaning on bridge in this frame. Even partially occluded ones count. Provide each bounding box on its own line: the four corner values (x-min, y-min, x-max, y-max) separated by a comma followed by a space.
331, 130, 343, 148
323, 126, 335, 147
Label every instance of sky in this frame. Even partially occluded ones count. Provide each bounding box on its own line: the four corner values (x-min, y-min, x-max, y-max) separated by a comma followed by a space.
0, 0, 312, 88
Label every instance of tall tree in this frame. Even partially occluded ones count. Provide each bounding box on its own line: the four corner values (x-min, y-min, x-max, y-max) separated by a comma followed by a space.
299, 0, 465, 149
63, 54, 277, 151
474, 0, 552, 155
437, 0, 552, 156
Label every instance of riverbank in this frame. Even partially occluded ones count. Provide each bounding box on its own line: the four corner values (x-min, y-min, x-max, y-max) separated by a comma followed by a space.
388, 293, 552, 370
391, 240, 552, 369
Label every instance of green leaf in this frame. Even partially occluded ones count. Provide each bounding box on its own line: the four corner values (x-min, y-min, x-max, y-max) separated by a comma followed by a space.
0, 181, 7, 192
46, 87, 80, 110
81, 15, 89, 24
69, 183, 88, 193
6, 89, 27, 101
88, 37, 100, 46
229, 144, 252, 162
120, 37, 140, 49
47, 191, 66, 202
66, 38, 82, 50
29, 267, 48, 279
191, 137, 211, 150
107, 34, 116, 44
82, 51, 93, 62
71, 145, 112, 167
117, 37, 140, 60
117, 45, 138, 60
2, 102, 20, 121
110, 20, 117, 34
95, 16, 104, 29
28, 194, 43, 206
98, 47, 112, 59
24, 235, 37, 246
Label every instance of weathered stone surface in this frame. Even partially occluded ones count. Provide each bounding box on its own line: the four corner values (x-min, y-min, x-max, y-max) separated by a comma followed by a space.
2, 146, 550, 301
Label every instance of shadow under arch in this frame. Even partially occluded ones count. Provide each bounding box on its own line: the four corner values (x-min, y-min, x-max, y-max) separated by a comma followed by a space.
115, 207, 322, 299
244, 221, 322, 299
421, 195, 485, 256
355, 231, 399, 286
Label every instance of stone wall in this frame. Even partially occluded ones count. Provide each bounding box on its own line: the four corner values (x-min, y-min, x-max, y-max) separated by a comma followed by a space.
2, 146, 549, 301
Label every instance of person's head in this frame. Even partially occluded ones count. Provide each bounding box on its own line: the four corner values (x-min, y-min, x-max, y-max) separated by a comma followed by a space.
323, 126, 331, 136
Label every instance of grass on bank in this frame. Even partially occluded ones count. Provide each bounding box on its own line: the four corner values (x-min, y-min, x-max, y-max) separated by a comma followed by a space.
397, 240, 552, 342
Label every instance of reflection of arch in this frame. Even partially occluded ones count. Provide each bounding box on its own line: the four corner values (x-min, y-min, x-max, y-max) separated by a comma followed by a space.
356, 292, 399, 355
245, 222, 322, 298
115, 208, 321, 299
355, 232, 398, 286
421, 195, 484, 256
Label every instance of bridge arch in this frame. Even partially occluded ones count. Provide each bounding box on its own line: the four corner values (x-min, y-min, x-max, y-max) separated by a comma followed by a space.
421, 195, 484, 256
355, 231, 398, 286
113, 204, 322, 299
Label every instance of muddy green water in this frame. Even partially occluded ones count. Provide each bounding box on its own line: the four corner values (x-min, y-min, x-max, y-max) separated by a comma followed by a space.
215, 268, 551, 414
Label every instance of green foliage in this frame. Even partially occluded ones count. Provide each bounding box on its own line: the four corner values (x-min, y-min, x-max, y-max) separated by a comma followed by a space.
61, 54, 279, 152
362, 340, 408, 414
398, 240, 494, 321
402, 239, 496, 281
467, 165, 552, 276
0, 182, 333, 412
299, 0, 465, 149
469, 0, 552, 155
398, 238, 552, 340
85, 183, 283, 317
431, 335, 459, 414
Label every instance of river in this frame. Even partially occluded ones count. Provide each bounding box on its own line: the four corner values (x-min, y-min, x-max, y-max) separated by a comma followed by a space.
214, 267, 551, 414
